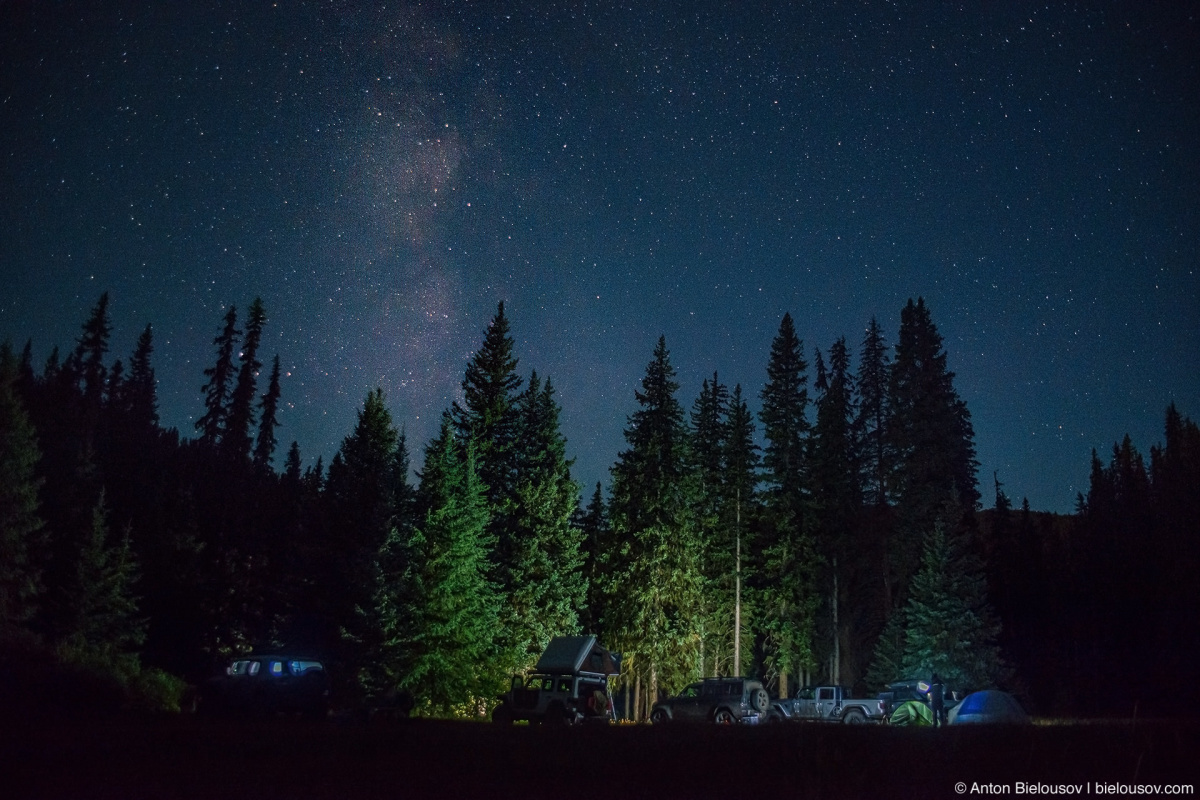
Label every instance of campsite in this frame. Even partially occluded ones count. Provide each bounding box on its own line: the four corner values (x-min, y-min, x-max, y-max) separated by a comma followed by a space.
5, 713, 1196, 799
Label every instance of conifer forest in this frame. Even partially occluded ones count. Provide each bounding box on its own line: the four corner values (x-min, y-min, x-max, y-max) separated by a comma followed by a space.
2, 292, 1197, 719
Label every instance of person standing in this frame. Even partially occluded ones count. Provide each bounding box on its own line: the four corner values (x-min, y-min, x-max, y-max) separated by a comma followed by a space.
928, 674, 946, 727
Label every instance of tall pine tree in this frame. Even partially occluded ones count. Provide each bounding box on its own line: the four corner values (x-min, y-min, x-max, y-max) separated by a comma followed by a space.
253, 355, 282, 470
196, 306, 240, 446
398, 414, 500, 714
452, 302, 522, 513
810, 337, 862, 685
757, 313, 818, 695
606, 337, 703, 713
322, 388, 410, 692
224, 298, 267, 462
0, 342, 45, 627
499, 372, 585, 672
884, 298, 978, 613
900, 519, 1003, 692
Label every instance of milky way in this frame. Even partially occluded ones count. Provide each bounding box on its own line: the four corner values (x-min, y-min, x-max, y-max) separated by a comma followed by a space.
2, 2, 1196, 511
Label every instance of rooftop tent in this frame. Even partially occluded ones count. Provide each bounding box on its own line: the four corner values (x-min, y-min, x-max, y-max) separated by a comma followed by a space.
949, 690, 1030, 725
534, 635, 621, 677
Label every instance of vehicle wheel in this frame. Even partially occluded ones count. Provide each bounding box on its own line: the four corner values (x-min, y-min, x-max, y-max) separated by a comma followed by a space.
650, 708, 669, 725
544, 702, 566, 725
713, 708, 736, 725
842, 709, 867, 724
750, 688, 770, 713
492, 703, 513, 725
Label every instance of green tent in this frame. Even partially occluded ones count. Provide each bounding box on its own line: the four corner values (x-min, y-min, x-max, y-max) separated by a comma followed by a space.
889, 699, 934, 726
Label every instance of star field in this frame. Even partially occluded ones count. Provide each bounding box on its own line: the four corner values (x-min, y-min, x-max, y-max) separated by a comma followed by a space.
2, 1, 1197, 512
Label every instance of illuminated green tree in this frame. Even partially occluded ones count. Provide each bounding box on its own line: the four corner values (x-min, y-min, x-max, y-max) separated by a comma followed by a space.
398, 414, 499, 714
607, 337, 704, 706
757, 313, 818, 694
499, 372, 585, 672
900, 520, 1003, 692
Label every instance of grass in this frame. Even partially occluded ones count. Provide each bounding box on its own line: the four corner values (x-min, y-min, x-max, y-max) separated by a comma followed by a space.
3, 714, 1197, 799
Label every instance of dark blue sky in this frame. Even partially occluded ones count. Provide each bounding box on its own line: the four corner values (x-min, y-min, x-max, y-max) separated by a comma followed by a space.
3, 2, 1196, 512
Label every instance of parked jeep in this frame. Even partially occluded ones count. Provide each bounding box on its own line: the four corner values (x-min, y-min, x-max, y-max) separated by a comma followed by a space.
492, 635, 621, 725
198, 654, 330, 719
650, 677, 770, 724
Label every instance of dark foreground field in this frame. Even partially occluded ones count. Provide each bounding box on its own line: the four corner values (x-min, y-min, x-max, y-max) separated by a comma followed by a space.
5, 714, 1198, 799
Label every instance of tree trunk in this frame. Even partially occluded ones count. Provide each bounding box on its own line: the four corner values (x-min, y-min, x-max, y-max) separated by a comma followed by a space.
734, 489, 742, 678
649, 662, 657, 720
832, 556, 840, 685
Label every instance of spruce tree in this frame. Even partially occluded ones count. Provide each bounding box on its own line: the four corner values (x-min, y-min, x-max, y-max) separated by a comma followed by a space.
0, 342, 45, 626
253, 355, 282, 470
810, 337, 861, 684
224, 298, 267, 462
399, 414, 499, 714
356, 431, 417, 698
760, 313, 810, 508
451, 302, 522, 513
886, 298, 979, 604
74, 292, 112, 420
64, 491, 146, 656
500, 372, 585, 672
900, 520, 1003, 692
196, 306, 240, 446
717, 383, 760, 678
757, 313, 818, 694
607, 337, 703, 710
126, 324, 159, 430
577, 482, 609, 636
324, 388, 408, 686
689, 373, 729, 677
854, 317, 890, 507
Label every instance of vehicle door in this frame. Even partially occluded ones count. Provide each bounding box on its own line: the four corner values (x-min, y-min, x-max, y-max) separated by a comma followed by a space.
793, 686, 818, 719
814, 686, 837, 719
673, 683, 703, 720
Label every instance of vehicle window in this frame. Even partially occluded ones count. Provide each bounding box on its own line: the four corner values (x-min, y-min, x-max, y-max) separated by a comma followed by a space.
557, 678, 572, 693
269, 661, 285, 676
229, 660, 250, 676
247, 661, 261, 677
681, 685, 699, 698
287, 660, 322, 675
817, 687, 834, 700
798, 688, 815, 700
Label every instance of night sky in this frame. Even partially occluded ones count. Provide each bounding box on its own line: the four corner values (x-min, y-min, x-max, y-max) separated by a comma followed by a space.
3, 2, 1196, 513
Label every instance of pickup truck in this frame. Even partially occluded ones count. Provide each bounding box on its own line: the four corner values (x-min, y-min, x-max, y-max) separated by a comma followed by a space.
769, 685, 886, 724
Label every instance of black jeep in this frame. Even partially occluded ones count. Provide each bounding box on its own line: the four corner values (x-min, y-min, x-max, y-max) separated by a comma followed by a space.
650, 677, 770, 724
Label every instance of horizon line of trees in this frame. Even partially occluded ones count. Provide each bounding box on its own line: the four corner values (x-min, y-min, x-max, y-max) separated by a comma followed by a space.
1, 292, 1196, 718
